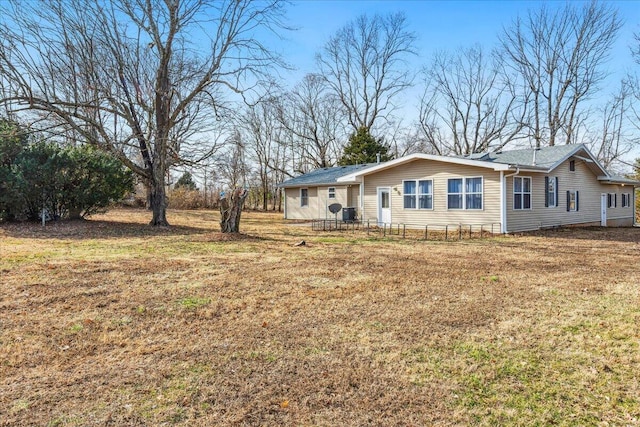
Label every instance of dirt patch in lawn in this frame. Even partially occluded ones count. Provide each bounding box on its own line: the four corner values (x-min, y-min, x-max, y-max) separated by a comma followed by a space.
1, 209, 639, 426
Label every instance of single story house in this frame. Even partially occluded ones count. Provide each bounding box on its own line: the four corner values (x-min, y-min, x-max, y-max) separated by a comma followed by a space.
278, 144, 639, 233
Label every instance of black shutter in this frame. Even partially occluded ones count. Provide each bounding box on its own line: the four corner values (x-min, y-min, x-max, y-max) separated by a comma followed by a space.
544, 177, 549, 207
576, 191, 579, 211
555, 177, 559, 207
614, 193, 617, 208
567, 191, 570, 211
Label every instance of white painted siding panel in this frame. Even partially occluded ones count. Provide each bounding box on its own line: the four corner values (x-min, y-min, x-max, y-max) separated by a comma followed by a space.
284, 185, 355, 219
506, 158, 635, 232
361, 159, 502, 227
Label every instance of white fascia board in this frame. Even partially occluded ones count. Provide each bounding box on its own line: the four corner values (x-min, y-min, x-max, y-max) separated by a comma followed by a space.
336, 153, 511, 182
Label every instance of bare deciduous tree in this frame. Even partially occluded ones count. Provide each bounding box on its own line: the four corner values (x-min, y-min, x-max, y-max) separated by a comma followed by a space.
277, 74, 345, 172
242, 99, 282, 210
418, 45, 526, 155
0, 0, 287, 229
585, 82, 637, 170
216, 130, 249, 192
500, 1, 622, 147
316, 12, 416, 134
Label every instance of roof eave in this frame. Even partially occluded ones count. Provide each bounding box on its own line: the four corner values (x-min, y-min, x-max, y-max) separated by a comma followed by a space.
507, 164, 550, 173
597, 176, 640, 187
278, 181, 353, 189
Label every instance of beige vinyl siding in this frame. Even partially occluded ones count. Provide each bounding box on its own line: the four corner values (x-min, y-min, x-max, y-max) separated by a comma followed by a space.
506, 158, 635, 232
361, 159, 502, 227
606, 188, 635, 226
284, 185, 355, 219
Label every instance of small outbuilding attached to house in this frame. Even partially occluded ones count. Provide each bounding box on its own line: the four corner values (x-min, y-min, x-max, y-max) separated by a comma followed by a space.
279, 144, 640, 233
278, 163, 375, 221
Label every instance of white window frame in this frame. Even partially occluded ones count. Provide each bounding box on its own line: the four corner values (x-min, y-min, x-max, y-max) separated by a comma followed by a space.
447, 177, 483, 210
513, 176, 532, 210
447, 178, 463, 210
300, 188, 309, 207
607, 193, 617, 208
403, 180, 417, 209
403, 179, 433, 210
418, 179, 433, 210
328, 187, 336, 199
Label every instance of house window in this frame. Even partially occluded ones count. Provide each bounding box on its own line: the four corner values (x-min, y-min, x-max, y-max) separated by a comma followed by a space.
567, 190, 579, 212
447, 178, 463, 209
569, 160, 575, 171
514, 177, 532, 210
328, 187, 336, 199
404, 180, 433, 209
448, 177, 482, 210
607, 193, 617, 208
418, 180, 433, 209
300, 188, 308, 207
403, 180, 416, 209
466, 177, 483, 209
622, 193, 631, 208
545, 177, 557, 207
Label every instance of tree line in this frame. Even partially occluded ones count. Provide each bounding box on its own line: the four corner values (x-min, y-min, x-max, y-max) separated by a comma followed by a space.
1, 0, 639, 230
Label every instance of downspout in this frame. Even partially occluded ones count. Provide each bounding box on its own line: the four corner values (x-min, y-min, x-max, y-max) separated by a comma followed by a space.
635, 186, 639, 227
501, 167, 520, 234
360, 176, 365, 221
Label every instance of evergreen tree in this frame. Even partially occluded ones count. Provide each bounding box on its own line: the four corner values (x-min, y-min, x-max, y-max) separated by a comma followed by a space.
338, 127, 393, 166
1, 137, 133, 221
175, 172, 198, 191
0, 118, 30, 220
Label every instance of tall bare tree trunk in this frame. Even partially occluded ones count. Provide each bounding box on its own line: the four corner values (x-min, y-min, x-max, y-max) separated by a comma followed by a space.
150, 174, 169, 226
220, 188, 248, 233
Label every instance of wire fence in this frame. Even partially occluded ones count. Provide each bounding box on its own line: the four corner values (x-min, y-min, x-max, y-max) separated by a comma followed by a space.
311, 219, 502, 241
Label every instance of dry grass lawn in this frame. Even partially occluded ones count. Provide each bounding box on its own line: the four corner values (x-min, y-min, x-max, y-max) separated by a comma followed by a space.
1, 208, 639, 426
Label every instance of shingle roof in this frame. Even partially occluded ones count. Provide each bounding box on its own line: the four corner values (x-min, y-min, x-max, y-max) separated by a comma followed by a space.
278, 163, 375, 188
281, 144, 637, 188
466, 144, 581, 169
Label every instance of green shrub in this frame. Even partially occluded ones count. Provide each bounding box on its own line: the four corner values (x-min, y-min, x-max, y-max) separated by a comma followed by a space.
0, 132, 134, 221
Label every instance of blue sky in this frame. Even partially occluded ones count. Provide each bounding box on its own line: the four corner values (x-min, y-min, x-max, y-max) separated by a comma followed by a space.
279, 0, 640, 86
272, 0, 640, 165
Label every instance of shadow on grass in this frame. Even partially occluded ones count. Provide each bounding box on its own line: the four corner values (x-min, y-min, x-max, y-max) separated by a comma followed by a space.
0, 218, 269, 242
519, 226, 640, 243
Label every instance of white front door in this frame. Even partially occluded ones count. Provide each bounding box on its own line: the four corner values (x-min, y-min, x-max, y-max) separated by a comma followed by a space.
377, 187, 391, 225
601, 193, 607, 226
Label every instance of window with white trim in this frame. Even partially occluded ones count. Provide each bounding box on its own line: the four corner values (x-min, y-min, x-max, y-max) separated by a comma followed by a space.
300, 188, 308, 207
403, 180, 416, 209
328, 187, 336, 199
418, 180, 433, 209
514, 177, 532, 210
607, 193, 617, 208
404, 180, 433, 209
622, 193, 631, 208
447, 177, 482, 210
447, 178, 463, 209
